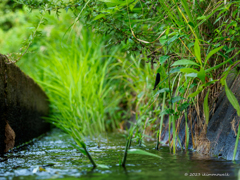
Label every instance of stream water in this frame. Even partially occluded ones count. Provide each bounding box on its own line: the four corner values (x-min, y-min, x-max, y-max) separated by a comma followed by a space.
0, 128, 239, 180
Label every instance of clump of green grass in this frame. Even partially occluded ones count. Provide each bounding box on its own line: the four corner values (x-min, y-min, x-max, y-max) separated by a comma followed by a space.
41, 31, 122, 137
19, 26, 124, 166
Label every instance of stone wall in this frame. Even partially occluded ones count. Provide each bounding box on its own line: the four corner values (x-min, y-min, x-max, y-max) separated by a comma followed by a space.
0, 54, 50, 154
160, 70, 240, 160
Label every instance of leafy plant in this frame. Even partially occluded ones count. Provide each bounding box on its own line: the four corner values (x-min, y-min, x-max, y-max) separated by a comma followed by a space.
121, 125, 162, 167
5, 0, 240, 158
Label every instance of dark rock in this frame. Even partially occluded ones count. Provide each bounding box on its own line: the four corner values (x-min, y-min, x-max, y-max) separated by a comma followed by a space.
207, 72, 240, 160
4, 122, 15, 152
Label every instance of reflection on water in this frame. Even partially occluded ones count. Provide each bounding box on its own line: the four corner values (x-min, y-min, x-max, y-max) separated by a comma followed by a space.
0, 129, 239, 180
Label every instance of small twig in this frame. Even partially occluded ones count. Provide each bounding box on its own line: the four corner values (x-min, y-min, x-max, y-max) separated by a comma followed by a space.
15, 15, 45, 62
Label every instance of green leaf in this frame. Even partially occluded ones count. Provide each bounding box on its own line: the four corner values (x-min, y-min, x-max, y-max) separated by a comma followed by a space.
190, 83, 197, 89
97, 164, 109, 169
197, 7, 221, 30
99, 0, 134, 6
169, 66, 184, 74
224, 80, 240, 116
187, 42, 194, 48
168, 96, 184, 104
138, 91, 144, 99
178, 86, 185, 93
188, 86, 204, 98
78, 141, 87, 149
168, 35, 180, 44
188, 80, 216, 98
197, 68, 206, 83
70, 143, 87, 155
129, 0, 138, 11
160, 108, 174, 115
188, 21, 195, 28
178, 102, 190, 112
185, 112, 189, 150
220, 67, 231, 86
214, 16, 222, 24
181, 0, 195, 26
159, 36, 167, 45
233, 122, 240, 160
154, 88, 169, 97
119, 158, 122, 166
226, 47, 235, 54
194, 39, 201, 65
157, 67, 161, 73
185, 73, 198, 78
165, 26, 170, 37
206, 50, 240, 73
93, 14, 107, 21
204, 46, 224, 67
197, 15, 207, 20
203, 89, 210, 125
171, 59, 200, 66
159, 55, 169, 65
128, 149, 162, 158
180, 68, 198, 73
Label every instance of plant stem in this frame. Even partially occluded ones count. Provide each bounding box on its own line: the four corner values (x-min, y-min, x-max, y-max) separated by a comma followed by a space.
168, 115, 171, 152
185, 111, 189, 150
172, 114, 176, 154
156, 131, 160, 150
158, 91, 166, 149
83, 146, 97, 168
233, 121, 240, 160
122, 138, 130, 167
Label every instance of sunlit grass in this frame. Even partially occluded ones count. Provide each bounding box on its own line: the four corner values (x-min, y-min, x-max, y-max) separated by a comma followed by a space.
18, 27, 123, 148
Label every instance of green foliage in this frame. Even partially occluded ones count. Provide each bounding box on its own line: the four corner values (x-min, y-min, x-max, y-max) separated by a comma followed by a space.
0, 5, 38, 54
35, 31, 122, 137
3, 0, 240, 157
0, 0, 23, 30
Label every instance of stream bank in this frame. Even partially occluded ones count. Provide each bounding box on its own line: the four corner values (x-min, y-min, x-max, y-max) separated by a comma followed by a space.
160, 71, 240, 160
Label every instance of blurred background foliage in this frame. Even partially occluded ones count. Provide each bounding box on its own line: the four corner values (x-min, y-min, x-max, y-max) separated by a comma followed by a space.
0, 0, 157, 139
1, 0, 240, 158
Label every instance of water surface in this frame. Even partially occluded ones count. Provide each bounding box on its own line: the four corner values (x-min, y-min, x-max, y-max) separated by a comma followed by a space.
0, 129, 239, 180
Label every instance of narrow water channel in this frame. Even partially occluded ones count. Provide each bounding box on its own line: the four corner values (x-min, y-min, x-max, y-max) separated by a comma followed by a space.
0, 129, 239, 180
